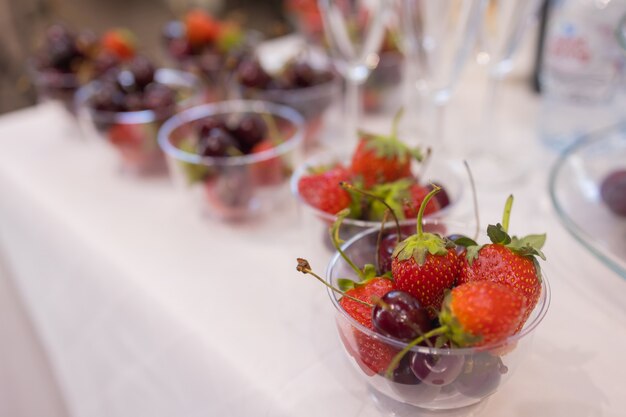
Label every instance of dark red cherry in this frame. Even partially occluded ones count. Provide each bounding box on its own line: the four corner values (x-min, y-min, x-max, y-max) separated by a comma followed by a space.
129, 56, 155, 89
427, 183, 450, 209
238, 59, 271, 89
230, 114, 267, 153
600, 169, 626, 217
198, 128, 241, 157
410, 352, 465, 386
372, 290, 432, 342
453, 353, 505, 398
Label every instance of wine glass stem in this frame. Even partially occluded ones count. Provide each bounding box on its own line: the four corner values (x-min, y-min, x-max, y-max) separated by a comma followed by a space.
482, 74, 503, 155
345, 76, 361, 147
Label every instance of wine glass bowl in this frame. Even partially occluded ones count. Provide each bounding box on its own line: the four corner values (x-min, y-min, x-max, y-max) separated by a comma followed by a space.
326, 223, 551, 411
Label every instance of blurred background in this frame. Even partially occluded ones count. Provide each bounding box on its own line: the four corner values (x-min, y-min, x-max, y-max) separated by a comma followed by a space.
0, 0, 290, 113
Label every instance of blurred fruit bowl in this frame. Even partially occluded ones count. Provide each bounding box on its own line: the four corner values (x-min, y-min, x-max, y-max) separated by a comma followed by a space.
291, 152, 464, 247
235, 73, 339, 149
158, 100, 305, 221
76, 68, 201, 176
326, 223, 551, 411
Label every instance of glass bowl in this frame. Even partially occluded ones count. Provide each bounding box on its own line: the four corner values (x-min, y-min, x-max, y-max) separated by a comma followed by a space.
76, 68, 201, 176
325, 222, 551, 411
549, 123, 626, 279
235, 73, 340, 149
291, 152, 464, 248
158, 100, 305, 221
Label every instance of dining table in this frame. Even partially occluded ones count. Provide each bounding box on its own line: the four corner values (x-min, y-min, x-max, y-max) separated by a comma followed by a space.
0, 43, 625, 417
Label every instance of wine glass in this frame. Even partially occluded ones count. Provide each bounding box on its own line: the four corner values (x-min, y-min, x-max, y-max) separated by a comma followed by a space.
318, 0, 391, 148
471, 0, 544, 185
400, 0, 487, 155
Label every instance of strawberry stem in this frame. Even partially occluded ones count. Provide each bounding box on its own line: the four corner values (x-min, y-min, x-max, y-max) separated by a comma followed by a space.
340, 181, 401, 241
331, 209, 365, 281
416, 185, 441, 237
296, 258, 373, 307
501, 194, 514, 234
385, 326, 449, 379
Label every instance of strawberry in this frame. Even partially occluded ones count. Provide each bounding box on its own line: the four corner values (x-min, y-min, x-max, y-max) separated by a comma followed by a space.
456, 195, 545, 325
101, 29, 136, 60
184, 9, 220, 47
350, 110, 422, 187
440, 281, 526, 347
391, 186, 458, 313
297, 165, 352, 215
339, 277, 396, 328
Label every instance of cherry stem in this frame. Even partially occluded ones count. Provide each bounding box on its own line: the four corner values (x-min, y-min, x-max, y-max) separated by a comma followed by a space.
330, 209, 365, 281
501, 194, 514, 234
340, 182, 401, 241
296, 258, 373, 308
416, 185, 441, 237
385, 326, 449, 379
463, 160, 480, 241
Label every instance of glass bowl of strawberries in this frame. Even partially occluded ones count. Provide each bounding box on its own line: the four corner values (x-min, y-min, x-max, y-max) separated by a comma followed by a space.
297, 192, 550, 412
76, 55, 201, 176
234, 56, 340, 149
158, 99, 304, 221
291, 116, 463, 246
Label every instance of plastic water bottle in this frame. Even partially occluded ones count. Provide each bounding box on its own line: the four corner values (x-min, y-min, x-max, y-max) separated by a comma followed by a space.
538, 0, 626, 151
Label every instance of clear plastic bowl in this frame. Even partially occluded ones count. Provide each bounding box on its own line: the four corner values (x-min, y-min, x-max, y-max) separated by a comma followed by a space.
76, 68, 201, 176
325, 222, 551, 412
291, 152, 464, 248
158, 100, 305, 221
235, 74, 340, 148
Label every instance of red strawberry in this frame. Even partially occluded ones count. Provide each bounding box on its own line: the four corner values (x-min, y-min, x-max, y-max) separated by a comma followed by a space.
101, 29, 136, 60
340, 277, 398, 375
184, 9, 220, 47
457, 195, 545, 325
440, 281, 526, 346
402, 183, 441, 219
391, 186, 459, 313
250, 140, 284, 186
339, 277, 395, 328
298, 165, 352, 215
349, 111, 422, 187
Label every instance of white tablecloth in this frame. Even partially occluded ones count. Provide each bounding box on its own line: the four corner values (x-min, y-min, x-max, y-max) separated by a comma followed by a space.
1, 71, 626, 417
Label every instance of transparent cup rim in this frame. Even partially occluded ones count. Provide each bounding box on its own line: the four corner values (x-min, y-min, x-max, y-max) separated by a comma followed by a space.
325, 222, 552, 355
157, 99, 305, 167
75, 68, 200, 124
290, 151, 463, 226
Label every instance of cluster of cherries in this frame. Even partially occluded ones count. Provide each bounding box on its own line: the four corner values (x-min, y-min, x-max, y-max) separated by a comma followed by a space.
236, 58, 334, 91
88, 56, 176, 116
33, 25, 136, 86
188, 114, 271, 158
